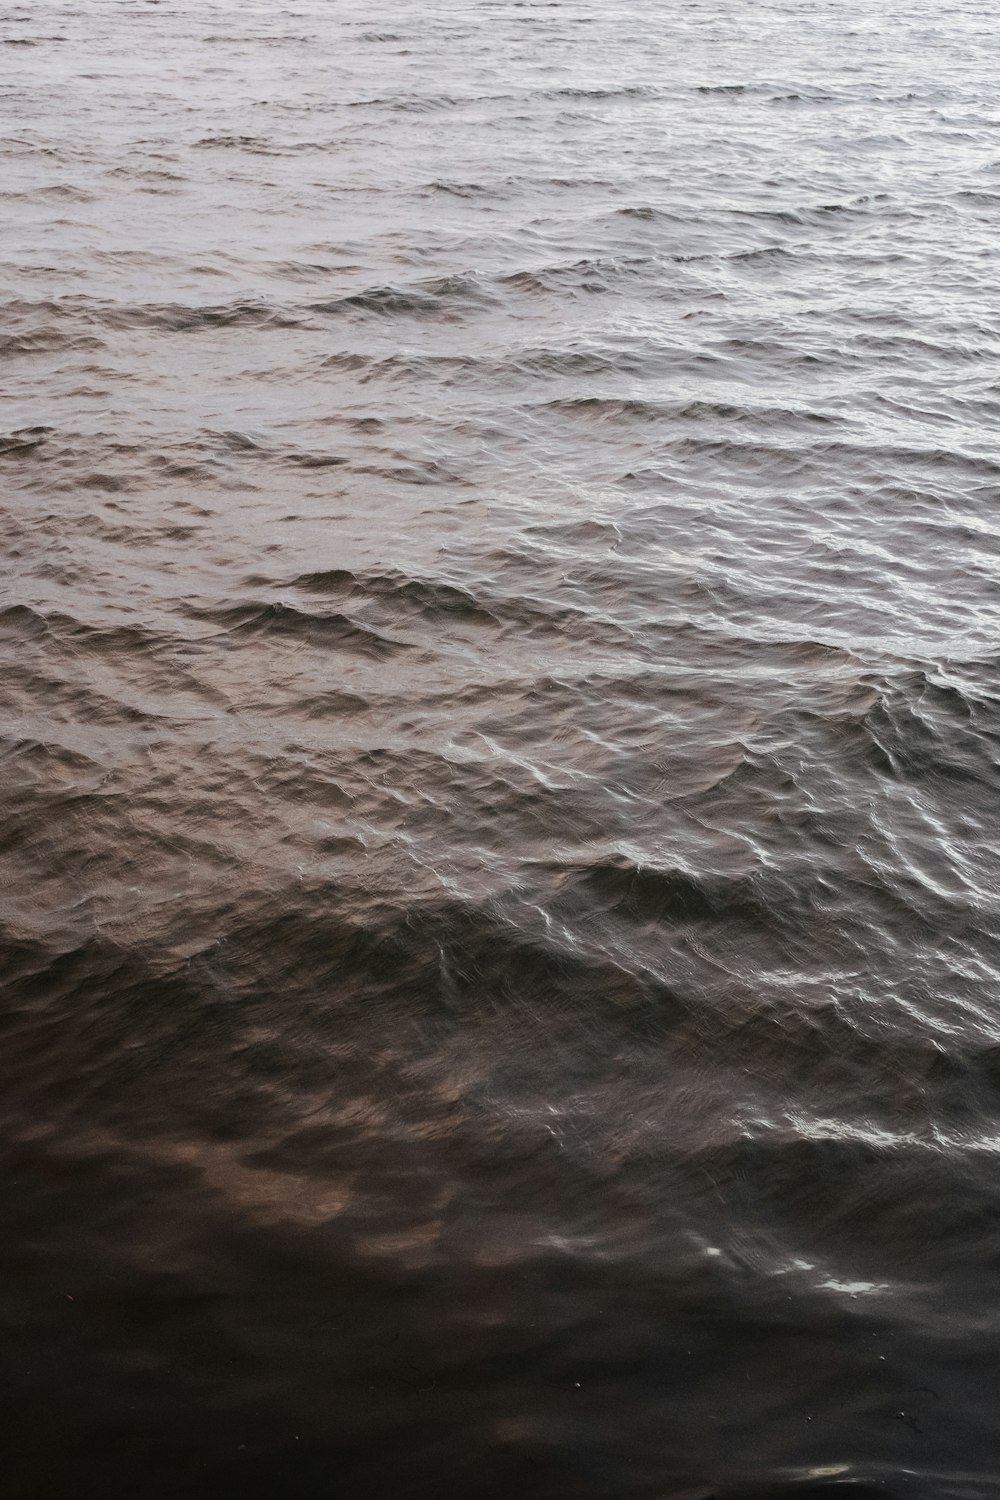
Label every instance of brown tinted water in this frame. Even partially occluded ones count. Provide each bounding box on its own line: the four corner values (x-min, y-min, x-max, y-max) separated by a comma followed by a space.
5, 1, 1000, 1496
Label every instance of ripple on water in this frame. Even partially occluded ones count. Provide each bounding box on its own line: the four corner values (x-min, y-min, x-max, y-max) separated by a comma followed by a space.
3, 0, 1000, 1496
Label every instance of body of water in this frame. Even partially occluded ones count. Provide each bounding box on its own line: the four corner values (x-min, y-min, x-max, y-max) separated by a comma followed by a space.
5, 1, 1000, 1495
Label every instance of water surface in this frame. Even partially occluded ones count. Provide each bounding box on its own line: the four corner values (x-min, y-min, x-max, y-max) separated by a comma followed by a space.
5, 1, 1000, 1495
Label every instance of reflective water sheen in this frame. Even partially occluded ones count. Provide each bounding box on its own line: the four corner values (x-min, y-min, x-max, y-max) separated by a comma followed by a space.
5, 1, 1000, 1496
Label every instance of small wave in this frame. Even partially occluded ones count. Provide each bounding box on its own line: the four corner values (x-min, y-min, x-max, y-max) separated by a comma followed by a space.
714, 1476, 897, 1499
0, 329, 104, 356
546, 84, 659, 100
310, 272, 495, 319
0, 425, 53, 456
109, 299, 306, 332
768, 89, 837, 104
193, 133, 271, 150
727, 245, 795, 265
528, 396, 835, 430
533, 395, 668, 421
2, 294, 307, 334
258, 564, 633, 647
187, 602, 415, 657
351, 457, 465, 485
501, 255, 657, 294
0, 604, 49, 640
569, 855, 769, 928
347, 92, 463, 113
426, 178, 493, 197
695, 81, 839, 105
290, 567, 495, 627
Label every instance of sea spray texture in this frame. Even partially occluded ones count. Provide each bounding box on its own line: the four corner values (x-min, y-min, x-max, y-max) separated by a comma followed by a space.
3, 0, 1000, 1495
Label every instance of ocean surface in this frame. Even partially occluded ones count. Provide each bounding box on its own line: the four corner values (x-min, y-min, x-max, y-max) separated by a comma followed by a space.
4, 0, 1000, 1495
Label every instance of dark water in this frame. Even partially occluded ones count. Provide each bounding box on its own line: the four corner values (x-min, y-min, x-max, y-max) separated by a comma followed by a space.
5, 0, 1000, 1495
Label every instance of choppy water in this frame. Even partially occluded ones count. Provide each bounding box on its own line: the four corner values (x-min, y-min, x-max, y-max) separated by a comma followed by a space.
5, 0, 1000, 1495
